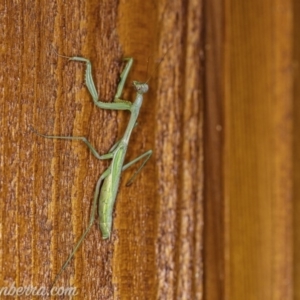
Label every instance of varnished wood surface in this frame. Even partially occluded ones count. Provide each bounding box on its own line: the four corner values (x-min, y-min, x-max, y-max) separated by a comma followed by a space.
225, 0, 293, 299
294, 2, 300, 299
204, 0, 295, 299
0, 1, 203, 299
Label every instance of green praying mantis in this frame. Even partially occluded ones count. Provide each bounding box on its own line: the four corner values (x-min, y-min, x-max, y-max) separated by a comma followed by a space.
32, 51, 153, 287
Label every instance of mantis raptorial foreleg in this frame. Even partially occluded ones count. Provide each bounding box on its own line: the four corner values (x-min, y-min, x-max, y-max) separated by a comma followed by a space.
70, 56, 133, 109
31, 56, 135, 156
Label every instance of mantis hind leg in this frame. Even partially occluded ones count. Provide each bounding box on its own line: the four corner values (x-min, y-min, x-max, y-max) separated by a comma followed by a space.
50, 168, 111, 289
122, 150, 153, 186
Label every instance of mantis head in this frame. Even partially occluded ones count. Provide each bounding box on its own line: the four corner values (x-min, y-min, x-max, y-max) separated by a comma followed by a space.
132, 81, 149, 94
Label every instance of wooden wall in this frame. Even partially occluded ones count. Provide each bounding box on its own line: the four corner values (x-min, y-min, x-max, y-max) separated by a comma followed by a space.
0, 0, 299, 299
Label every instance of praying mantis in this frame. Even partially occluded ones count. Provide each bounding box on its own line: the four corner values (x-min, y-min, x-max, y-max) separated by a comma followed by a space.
32, 52, 153, 287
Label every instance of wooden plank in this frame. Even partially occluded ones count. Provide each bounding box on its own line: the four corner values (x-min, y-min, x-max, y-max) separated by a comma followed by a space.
203, 0, 225, 298
293, 1, 300, 299
223, 0, 293, 299
0, 0, 204, 299
116, 0, 204, 299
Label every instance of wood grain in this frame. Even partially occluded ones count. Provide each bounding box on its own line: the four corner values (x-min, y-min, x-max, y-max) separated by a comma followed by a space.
223, 0, 293, 299
0, 0, 203, 299
294, 1, 300, 299
203, 0, 225, 298
117, 0, 203, 299
204, 0, 296, 299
